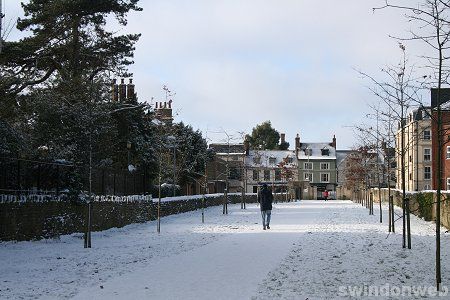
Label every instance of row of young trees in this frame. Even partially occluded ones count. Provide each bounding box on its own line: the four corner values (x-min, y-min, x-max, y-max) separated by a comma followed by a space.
0, 0, 208, 198
348, 0, 450, 290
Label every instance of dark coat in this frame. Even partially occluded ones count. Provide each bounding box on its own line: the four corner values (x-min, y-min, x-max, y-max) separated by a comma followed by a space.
258, 187, 273, 211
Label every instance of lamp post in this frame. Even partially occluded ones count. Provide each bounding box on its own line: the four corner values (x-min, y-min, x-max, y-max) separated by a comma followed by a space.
306, 146, 311, 200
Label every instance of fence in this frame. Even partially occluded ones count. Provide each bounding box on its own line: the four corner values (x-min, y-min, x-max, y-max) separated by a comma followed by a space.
0, 157, 153, 197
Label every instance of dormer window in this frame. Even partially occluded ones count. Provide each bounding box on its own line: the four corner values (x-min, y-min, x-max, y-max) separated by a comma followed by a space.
253, 157, 261, 164
321, 148, 329, 156
269, 157, 276, 164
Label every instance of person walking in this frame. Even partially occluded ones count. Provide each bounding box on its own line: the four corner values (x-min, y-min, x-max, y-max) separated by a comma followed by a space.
258, 183, 273, 230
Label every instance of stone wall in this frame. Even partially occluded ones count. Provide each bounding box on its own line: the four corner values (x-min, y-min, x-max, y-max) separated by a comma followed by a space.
370, 188, 450, 230
0, 193, 259, 241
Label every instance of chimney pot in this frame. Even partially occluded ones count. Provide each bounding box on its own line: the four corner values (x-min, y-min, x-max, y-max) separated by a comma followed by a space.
119, 78, 126, 101
126, 78, 135, 101
244, 139, 250, 156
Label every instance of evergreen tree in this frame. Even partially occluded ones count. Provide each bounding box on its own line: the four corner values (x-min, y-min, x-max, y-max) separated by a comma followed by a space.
0, 1, 146, 195
246, 121, 281, 150
171, 122, 208, 188
0, 0, 141, 95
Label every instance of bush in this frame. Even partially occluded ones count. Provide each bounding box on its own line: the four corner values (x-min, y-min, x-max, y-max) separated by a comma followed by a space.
417, 192, 433, 221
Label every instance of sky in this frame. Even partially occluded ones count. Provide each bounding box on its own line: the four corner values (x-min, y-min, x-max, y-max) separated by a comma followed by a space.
2, 0, 431, 149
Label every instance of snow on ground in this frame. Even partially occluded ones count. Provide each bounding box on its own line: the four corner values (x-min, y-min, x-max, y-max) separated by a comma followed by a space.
1, 200, 449, 299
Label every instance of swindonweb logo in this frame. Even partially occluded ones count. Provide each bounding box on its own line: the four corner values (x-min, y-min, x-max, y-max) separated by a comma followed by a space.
338, 284, 448, 297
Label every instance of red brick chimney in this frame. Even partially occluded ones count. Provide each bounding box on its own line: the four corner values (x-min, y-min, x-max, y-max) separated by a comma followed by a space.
126, 78, 135, 100
119, 78, 126, 101
331, 135, 336, 149
111, 79, 119, 102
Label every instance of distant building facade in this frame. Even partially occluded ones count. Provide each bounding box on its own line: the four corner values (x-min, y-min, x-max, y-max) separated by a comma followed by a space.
207, 143, 245, 193
296, 134, 337, 199
243, 147, 298, 196
396, 107, 432, 191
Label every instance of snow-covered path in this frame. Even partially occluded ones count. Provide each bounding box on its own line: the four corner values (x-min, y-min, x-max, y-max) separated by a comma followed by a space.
1, 200, 450, 299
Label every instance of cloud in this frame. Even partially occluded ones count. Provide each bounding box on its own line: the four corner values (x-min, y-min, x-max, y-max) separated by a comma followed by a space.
6, 0, 430, 148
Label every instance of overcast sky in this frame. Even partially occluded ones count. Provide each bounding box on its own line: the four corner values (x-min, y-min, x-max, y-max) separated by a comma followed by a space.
4, 0, 430, 149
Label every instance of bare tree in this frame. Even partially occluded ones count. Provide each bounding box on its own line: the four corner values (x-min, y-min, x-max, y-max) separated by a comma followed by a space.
356, 44, 422, 250
374, 0, 450, 289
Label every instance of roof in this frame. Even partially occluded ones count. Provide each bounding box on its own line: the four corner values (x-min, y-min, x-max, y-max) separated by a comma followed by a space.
209, 143, 244, 154
336, 150, 355, 166
297, 143, 336, 160
245, 150, 297, 168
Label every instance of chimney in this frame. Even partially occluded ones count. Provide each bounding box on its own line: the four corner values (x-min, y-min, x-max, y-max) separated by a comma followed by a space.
295, 134, 300, 157
168, 100, 172, 108
280, 133, 285, 144
155, 102, 159, 109
244, 139, 250, 156
126, 78, 135, 100
119, 78, 126, 101
331, 135, 336, 149
111, 79, 119, 102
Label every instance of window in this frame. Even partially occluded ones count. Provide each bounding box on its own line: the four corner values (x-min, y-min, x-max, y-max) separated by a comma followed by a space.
424, 166, 431, 180
447, 178, 450, 190
252, 170, 259, 181
423, 130, 431, 140
269, 157, 276, 165
409, 173, 412, 180
320, 163, 330, 170
424, 184, 431, 190
287, 157, 294, 164
264, 170, 270, 181
275, 169, 281, 181
321, 149, 329, 156
304, 173, 313, 182
304, 162, 313, 170
253, 157, 261, 164
424, 148, 431, 161
447, 147, 450, 159
229, 167, 241, 180
320, 173, 329, 183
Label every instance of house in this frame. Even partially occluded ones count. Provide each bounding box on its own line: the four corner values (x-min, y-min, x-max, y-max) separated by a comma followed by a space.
296, 134, 337, 199
336, 150, 354, 186
395, 107, 432, 191
243, 136, 299, 199
207, 143, 245, 193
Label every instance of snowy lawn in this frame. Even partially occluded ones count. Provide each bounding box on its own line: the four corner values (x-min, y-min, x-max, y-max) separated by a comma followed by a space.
1, 200, 449, 299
